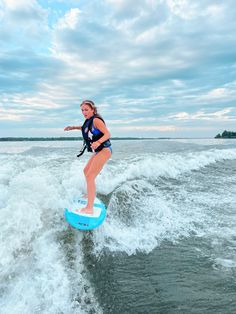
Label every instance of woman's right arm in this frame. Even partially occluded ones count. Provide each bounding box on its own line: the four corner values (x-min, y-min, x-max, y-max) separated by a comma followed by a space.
64, 126, 82, 131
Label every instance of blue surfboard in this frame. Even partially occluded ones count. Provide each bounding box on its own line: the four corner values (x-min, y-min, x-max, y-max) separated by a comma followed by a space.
64, 197, 106, 230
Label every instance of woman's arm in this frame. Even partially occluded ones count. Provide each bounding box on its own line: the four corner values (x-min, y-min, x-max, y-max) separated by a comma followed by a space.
64, 126, 82, 131
93, 118, 111, 143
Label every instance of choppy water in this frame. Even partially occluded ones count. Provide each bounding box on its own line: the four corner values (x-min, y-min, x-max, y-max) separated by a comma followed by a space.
0, 139, 236, 314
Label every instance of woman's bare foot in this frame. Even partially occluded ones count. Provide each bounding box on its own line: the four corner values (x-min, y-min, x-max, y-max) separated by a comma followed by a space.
79, 207, 93, 215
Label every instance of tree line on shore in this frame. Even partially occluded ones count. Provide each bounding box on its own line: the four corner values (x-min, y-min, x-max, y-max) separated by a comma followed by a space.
215, 130, 236, 138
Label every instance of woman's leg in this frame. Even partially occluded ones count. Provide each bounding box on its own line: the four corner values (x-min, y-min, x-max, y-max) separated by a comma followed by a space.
83, 154, 96, 180
80, 148, 111, 214
81, 154, 96, 198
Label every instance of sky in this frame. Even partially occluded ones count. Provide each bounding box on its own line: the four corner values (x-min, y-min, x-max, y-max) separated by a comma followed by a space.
0, 0, 236, 138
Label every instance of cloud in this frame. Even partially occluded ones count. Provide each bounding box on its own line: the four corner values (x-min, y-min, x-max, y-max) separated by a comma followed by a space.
50, 0, 236, 97
0, 0, 49, 49
170, 108, 236, 121
0, 106, 34, 121
1, 0, 236, 137
198, 86, 236, 103
3, 0, 46, 21
56, 8, 81, 29
118, 125, 177, 132
205, 88, 228, 99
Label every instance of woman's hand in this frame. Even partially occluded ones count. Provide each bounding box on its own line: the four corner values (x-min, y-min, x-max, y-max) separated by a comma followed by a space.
64, 126, 81, 131
64, 126, 72, 131
91, 141, 101, 150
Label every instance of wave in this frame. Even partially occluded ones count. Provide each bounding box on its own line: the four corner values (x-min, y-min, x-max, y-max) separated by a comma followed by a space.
97, 148, 236, 194
92, 148, 236, 256
1, 147, 235, 284
0, 164, 101, 313
1, 145, 236, 313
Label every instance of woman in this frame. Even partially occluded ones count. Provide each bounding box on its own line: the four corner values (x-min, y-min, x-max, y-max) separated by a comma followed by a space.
64, 100, 112, 214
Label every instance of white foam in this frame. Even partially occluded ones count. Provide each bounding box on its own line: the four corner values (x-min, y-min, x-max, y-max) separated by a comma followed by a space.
97, 148, 236, 194
0, 155, 102, 313
0, 229, 101, 314
92, 180, 204, 256
92, 148, 236, 256
214, 258, 236, 269
0, 166, 60, 273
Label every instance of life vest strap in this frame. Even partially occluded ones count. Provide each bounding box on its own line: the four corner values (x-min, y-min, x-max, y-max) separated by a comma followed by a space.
77, 142, 86, 158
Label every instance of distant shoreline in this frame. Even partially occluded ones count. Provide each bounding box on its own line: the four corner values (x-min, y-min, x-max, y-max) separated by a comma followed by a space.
0, 137, 169, 142
0, 136, 221, 142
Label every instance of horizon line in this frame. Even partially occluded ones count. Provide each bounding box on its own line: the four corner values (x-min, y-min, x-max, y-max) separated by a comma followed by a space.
0, 136, 219, 141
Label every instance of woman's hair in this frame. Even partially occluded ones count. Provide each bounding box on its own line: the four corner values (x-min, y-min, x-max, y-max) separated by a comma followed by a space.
80, 100, 98, 115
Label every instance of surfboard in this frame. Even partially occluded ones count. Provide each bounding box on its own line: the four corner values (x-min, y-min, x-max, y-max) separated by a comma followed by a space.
64, 197, 106, 230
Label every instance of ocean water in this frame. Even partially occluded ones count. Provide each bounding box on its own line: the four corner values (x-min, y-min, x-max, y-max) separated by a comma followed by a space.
0, 139, 236, 314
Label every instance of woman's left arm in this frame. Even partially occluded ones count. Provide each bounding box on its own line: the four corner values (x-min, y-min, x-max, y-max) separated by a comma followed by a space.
93, 118, 111, 144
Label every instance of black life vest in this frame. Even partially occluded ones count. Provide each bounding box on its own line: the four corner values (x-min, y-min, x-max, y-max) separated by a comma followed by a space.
77, 115, 111, 157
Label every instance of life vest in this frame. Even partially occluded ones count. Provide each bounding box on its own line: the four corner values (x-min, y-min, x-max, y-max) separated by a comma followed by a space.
77, 115, 111, 157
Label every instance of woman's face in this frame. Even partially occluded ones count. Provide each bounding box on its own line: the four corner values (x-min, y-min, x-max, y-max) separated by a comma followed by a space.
81, 104, 94, 119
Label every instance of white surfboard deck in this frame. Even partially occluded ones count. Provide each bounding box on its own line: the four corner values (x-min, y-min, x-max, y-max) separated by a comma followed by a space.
69, 198, 102, 218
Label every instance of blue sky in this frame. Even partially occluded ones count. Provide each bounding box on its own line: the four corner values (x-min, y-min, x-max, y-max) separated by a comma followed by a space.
0, 0, 236, 138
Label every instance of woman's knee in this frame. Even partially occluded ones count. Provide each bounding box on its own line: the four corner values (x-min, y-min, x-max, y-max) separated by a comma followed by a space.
83, 167, 88, 176
84, 163, 91, 176
85, 172, 96, 182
